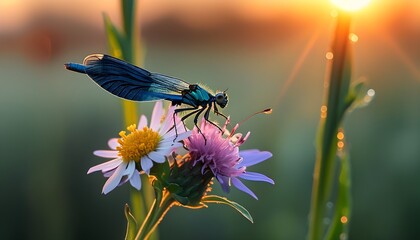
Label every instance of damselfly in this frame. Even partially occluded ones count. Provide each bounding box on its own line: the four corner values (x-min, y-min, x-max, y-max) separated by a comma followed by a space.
65, 54, 228, 133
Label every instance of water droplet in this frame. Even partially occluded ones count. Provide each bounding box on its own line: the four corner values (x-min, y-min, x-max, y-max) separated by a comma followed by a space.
326, 52, 334, 60
367, 88, 375, 97
337, 130, 344, 140
340, 233, 347, 240
349, 33, 359, 42
326, 202, 334, 208
340, 216, 348, 224
323, 217, 331, 225
320, 105, 328, 118
363, 88, 375, 104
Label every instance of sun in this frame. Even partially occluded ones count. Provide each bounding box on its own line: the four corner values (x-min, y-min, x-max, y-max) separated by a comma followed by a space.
331, 0, 371, 12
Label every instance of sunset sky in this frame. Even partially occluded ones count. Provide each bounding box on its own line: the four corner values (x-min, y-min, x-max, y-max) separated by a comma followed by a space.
1, 0, 418, 33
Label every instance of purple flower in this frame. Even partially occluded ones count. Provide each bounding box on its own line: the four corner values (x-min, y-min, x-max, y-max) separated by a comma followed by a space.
184, 118, 274, 199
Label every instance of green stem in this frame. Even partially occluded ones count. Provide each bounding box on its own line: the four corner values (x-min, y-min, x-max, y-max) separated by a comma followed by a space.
325, 152, 352, 240
104, 0, 159, 239
136, 191, 175, 240
118, 0, 156, 231
138, 185, 163, 238
308, 11, 352, 240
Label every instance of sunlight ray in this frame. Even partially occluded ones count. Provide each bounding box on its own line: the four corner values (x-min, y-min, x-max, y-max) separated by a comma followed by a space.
275, 28, 321, 106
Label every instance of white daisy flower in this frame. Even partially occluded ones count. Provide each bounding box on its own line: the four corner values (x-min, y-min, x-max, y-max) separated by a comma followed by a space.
88, 101, 191, 194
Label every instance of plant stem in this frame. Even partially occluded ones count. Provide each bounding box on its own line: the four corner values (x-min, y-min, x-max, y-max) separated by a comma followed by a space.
117, 1, 156, 232
136, 191, 175, 240
308, 11, 352, 240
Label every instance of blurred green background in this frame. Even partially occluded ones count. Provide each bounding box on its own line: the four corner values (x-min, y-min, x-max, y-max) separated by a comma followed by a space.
0, 0, 419, 239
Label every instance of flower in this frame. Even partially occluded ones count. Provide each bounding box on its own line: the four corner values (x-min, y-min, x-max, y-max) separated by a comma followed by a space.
88, 101, 191, 194
183, 118, 274, 199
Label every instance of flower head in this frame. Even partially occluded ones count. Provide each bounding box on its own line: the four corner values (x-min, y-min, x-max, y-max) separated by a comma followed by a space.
88, 101, 190, 194
183, 118, 274, 199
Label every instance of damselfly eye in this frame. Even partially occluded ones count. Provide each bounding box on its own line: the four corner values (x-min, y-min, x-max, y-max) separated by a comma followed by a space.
215, 92, 228, 108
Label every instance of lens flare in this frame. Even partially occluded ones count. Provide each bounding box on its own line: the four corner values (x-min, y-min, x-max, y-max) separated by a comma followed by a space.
331, 0, 370, 12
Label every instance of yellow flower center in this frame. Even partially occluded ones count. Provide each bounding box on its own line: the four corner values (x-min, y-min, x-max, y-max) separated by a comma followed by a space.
117, 124, 161, 162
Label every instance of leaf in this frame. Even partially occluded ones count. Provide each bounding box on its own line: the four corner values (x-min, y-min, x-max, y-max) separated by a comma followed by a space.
161, 160, 170, 180
129, 188, 147, 225
103, 13, 124, 59
171, 159, 179, 176
122, 0, 136, 40
167, 183, 182, 194
346, 81, 374, 112
152, 178, 163, 191
202, 195, 254, 223
120, 0, 140, 63
172, 194, 190, 205
150, 161, 170, 191
124, 204, 138, 240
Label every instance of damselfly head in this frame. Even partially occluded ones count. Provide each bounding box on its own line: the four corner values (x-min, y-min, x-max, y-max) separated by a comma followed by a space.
215, 91, 228, 108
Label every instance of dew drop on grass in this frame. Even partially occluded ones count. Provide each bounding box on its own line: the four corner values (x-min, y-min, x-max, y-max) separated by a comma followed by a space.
327, 202, 334, 208
363, 89, 375, 104
326, 52, 334, 60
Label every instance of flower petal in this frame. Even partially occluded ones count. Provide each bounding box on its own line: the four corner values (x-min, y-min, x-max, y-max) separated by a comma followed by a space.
150, 101, 163, 131
159, 107, 175, 134
155, 142, 182, 155
138, 115, 148, 129
118, 175, 129, 186
157, 140, 180, 149
164, 121, 188, 137
231, 177, 258, 200
107, 138, 119, 150
102, 162, 127, 194
129, 170, 142, 190
155, 148, 173, 157
87, 158, 122, 174
160, 133, 190, 148
103, 169, 116, 178
93, 150, 119, 158
239, 172, 274, 184
238, 150, 272, 168
124, 160, 136, 177
141, 157, 153, 173
217, 175, 231, 193
148, 151, 166, 163
172, 131, 192, 142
